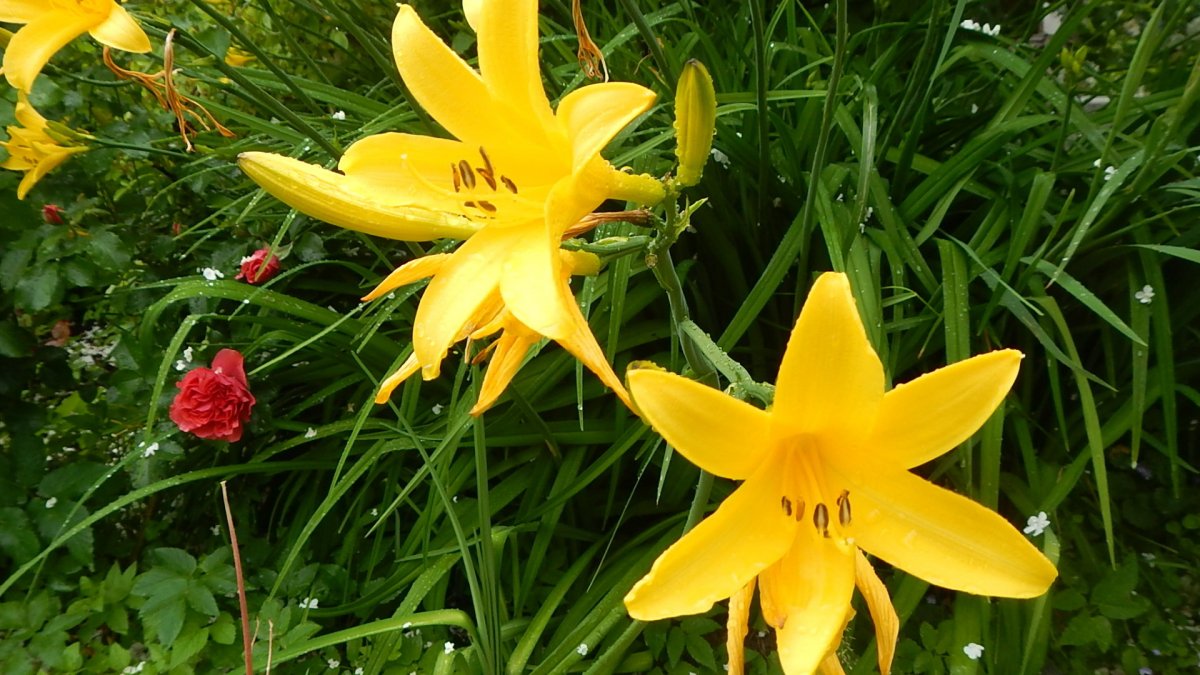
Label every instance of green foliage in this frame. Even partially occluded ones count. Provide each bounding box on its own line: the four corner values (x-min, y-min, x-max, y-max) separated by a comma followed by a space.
1, 0, 1199, 673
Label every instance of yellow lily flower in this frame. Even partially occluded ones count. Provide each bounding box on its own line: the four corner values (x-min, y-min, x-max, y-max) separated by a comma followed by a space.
1, 91, 87, 199
0, 0, 151, 93
239, 0, 665, 413
623, 272, 1058, 674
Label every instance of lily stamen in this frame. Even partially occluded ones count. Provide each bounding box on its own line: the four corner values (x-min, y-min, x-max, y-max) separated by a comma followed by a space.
813, 503, 830, 538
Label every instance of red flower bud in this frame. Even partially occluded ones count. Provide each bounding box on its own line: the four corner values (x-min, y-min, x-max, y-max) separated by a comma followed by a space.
42, 204, 64, 224
235, 248, 281, 285
169, 349, 256, 442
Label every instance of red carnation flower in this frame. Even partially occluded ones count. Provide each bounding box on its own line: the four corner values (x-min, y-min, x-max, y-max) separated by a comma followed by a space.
235, 248, 280, 285
42, 204, 63, 224
169, 349, 255, 442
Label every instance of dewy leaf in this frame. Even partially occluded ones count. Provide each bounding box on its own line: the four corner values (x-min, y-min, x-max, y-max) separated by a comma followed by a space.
674, 59, 717, 187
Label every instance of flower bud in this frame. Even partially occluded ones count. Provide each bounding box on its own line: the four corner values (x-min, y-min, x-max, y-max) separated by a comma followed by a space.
673, 60, 717, 187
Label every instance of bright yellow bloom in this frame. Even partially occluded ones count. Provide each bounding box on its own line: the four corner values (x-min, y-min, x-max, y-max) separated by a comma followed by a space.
624, 272, 1057, 674
239, 0, 664, 413
0, 0, 151, 93
1, 91, 87, 199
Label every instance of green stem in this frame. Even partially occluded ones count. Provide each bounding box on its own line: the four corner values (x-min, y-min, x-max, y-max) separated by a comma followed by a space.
682, 470, 714, 533
90, 137, 193, 159
615, 0, 676, 85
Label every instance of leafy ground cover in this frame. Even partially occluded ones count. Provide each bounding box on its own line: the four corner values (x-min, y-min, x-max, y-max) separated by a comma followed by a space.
1, 0, 1198, 673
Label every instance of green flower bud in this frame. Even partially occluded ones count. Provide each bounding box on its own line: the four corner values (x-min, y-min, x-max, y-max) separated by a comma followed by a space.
673, 59, 717, 188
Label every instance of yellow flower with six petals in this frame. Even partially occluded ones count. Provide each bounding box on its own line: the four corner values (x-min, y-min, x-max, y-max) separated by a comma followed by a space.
0, 0, 151, 93
1, 91, 87, 199
239, 0, 664, 414
623, 272, 1058, 674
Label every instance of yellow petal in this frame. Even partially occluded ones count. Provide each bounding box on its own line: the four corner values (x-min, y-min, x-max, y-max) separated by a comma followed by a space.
760, 528, 856, 675
0, 0, 49, 23
726, 578, 756, 675
499, 220, 568, 339
375, 352, 421, 404
88, 3, 150, 53
473, 0, 558, 141
14, 91, 47, 130
14, 144, 85, 200
238, 152, 480, 241
624, 450, 797, 620
772, 272, 883, 446
3, 11, 95, 92
470, 324, 540, 415
818, 652, 848, 675
412, 227, 510, 376
554, 283, 630, 409
837, 465, 1058, 598
338, 132, 466, 211
361, 253, 451, 302
392, 5, 534, 148
556, 82, 656, 171
626, 369, 772, 480
868, 350, 1021, 469
854, 550, 898, 675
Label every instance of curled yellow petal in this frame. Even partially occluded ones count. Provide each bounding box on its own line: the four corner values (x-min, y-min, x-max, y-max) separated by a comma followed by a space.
238, 152, 480, 241
375, 353, 421, 404
674, 60, 717, 187
361, 253, 451, 302
726, 578, 755, 675
88, 4, 150, 53
855, 550, 899, 675
627, 368, 772, 480
470, 323, 540, 415
557, 81, 656, 171
3, 11, 94, 92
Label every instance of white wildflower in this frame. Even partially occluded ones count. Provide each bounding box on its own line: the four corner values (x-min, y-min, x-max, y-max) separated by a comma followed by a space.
1023, 511, 1050, 537
576, 643, 588, 656
1135, 285, 1155, 305
45, 497, 57, 509
327, 659, 339, 669
304, 427, 317, 439
444, 641, 455, 654
355, 668, 364, 675
122, 663, 146, 674
1103, 165, 1117, 181
300, 597, 319, 610
963, 643, 985, 660
431, 403, 444, 415
143, 442, 159, 458
710, 147, 731, 169
331, 110, 346, 121
201, 267, 224, 281
183, 346, 193, 362
175, 359, 188, 371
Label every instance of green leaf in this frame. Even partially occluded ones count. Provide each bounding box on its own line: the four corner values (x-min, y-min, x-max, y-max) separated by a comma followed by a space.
1059, 615, 1112, 651
0, 321, 34, 358
185, 584, 218, 617
14, 266, 60, 311
0, 507, 40, 564
152, 547, 198, 576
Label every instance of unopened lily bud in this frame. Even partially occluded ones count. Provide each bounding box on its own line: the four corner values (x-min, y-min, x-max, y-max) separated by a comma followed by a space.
673, 59, 716, 187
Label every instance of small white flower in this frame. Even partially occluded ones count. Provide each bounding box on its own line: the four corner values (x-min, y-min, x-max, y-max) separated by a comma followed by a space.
1135, 285, 1155, 305
121, 663, 146, 674
45, 497, 57, 509
960, 19, 980, 31
772, 197, 782, 208
444, 641, 455, 654
300, 597, 319, 609
710, 147, 731, 169
327, 659, 340, 669
175, 359, 188, 371
402, 621, 412, 629
1023, 511, 1050, 536
970, 103, 979, 114
963, 643, 985, 660
371, 508, 379, 517
1092, 158, 1102, 168
431, 404, 444, 415
1103, 165, 1117, 181
354, 668, 364, 675
576, 643, 588, 656
183, 346, 193, 362
211, 524, 221, 536
331, 110, 346, 121
304, 427, 317, 439
201, 267, 224, 281
142, 442, 159, 458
